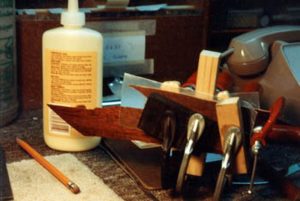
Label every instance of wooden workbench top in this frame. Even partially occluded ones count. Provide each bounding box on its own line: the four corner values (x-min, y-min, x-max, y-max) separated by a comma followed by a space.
0, 109, 299, 200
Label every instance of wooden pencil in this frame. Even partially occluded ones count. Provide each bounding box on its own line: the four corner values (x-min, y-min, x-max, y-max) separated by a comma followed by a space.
16, 137, 80, 194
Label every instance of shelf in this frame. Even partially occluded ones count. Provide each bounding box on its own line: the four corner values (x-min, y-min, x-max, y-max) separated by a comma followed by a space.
211, 28, 254, 34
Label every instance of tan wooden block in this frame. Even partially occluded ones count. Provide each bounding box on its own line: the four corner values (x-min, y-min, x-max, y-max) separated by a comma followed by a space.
187, 50, 221, 176
195, 50, 221, 100
187, 154, 206, 176
216, 97, 248, 174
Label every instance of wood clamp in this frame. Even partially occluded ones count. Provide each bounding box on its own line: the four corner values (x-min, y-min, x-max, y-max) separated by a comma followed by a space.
216, 97, 248, 174
175, 113, 205, 193
184, 50, 223, 181
214, 96, 247, 201
160, 110, 177, 189
213, 126, 243, 201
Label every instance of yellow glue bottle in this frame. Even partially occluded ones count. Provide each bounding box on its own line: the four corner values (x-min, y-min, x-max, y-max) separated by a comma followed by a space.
42, 0, 102, 151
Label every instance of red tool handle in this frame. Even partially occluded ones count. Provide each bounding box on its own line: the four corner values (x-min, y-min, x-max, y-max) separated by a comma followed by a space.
182, 72, 197, 88
251, 97, 285, 146
182, 71, 234, 91
268, 124, 300, 144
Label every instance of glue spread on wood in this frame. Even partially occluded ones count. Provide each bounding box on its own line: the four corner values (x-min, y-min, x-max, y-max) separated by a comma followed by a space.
42, 0, 103, 151
160, 81, 181, 93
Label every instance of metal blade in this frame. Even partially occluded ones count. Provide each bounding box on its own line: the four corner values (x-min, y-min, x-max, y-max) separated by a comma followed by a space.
121, 73, 161, 110
248, 151, 259, 194
119, 73, 162, 129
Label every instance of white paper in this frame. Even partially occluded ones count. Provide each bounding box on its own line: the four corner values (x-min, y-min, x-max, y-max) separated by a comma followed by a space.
136, 4, 167, 11
103, 31, 146, 63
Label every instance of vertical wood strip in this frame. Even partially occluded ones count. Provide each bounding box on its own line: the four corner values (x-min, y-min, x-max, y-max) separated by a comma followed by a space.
216, 97, 248, 174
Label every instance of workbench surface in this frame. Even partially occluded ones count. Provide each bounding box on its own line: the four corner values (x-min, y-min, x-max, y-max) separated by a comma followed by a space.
1, 109, 299, 201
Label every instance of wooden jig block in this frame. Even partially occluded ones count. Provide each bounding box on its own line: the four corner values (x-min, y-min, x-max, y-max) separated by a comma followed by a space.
195, 50, 222, 99
216, 97, 248, 174
186, 50, 222, 176
186, 154, 206, 176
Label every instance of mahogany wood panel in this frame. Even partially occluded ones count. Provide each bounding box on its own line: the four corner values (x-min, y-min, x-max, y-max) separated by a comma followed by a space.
48, 104, 160, 143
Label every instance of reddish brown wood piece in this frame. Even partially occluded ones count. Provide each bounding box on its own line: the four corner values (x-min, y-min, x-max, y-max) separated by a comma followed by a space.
48, 105, 160, 144
49, 104, 224, 154
131, 85, 218, 121
49, 93, 299, 153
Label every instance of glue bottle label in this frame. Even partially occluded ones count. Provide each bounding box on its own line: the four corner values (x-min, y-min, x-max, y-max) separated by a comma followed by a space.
44, 49, 98, 137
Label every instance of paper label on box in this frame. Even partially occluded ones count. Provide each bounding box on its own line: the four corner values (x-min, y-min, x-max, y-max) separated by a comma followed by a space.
87, 20, 156, 36
103, 31, 145, 63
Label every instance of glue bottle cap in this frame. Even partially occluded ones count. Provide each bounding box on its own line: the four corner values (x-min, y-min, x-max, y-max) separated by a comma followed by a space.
61, 0, 85, 27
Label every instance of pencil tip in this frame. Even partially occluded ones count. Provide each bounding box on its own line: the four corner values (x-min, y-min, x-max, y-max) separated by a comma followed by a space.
72, 186, 80, 194
68, 182, 80, 194
16, 137, 24, 146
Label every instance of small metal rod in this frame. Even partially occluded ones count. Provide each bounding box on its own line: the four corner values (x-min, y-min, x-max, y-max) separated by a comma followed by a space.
247, 140, 262, 194
248, 152, 258, 194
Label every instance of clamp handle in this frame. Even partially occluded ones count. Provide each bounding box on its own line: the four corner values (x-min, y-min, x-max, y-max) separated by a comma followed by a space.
251, 96, 285, 146
247, 96, 285, 195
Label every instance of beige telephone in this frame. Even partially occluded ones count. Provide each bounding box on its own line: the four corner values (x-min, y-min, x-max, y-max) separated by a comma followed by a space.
226, 25, 300, 125
227, 25, 300, 76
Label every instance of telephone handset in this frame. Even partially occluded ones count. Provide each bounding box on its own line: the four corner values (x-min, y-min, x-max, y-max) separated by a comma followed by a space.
227, 25, 300, 76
